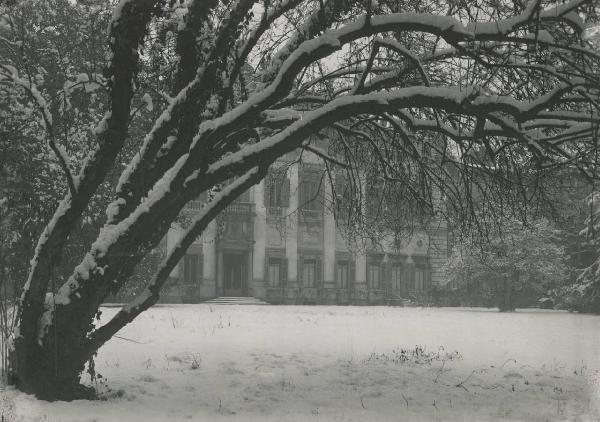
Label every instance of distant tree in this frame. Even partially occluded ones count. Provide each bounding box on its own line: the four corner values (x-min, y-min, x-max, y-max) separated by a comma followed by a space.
1, 0, 599, 401
445, 219, 568, 311
560, 191, 600, 312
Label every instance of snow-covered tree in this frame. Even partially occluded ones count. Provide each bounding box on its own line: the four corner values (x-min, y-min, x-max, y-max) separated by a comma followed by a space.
445, 218, 568, 311
561, 191, 600, 312
1, 0, 599, 400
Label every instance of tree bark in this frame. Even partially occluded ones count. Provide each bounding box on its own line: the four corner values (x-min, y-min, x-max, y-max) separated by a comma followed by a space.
11, 327, 94, 401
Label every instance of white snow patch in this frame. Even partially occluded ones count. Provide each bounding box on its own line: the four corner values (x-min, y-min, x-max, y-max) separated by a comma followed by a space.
36, 293, 55, 345
121, 288, 152, 313
8, 306, 600, 421
93, 111, 112, 136
75, 73, 89, 83
142, 93, 153, 112
54, 144, 70, 167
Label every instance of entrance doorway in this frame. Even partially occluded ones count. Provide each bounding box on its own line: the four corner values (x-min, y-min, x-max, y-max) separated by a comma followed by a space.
223, 252, 247, 296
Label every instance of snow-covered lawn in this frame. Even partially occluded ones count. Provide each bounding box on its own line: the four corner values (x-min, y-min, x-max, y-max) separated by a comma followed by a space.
5, 306, 600, 421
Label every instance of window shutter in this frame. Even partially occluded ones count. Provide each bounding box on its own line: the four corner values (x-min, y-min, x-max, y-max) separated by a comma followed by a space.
366, 262, 371, 289
349, 260, 356, 289
383, 261, 390, 291
264, 255, 270, 286
335, 174, 347, 218
281, 258, 288, 287
183, 257, 188, 283
264, 177, 271, 207
297, 255, 303, 287
334, 173, 344, 195
282, 177, 290, 208
316, 257, 323, 287
403, 265, 410, 294
190, 255, 197, 284
198, 254, 204, 284
334, 261, 339, 287
426, 264, 432, 290
299, 181, 308, 210
316, 180, 324, 212
398, 265, 403, 292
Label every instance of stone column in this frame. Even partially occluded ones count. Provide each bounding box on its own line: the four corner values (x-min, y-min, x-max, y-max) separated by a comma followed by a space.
201, 221, 217, 298
216, 249, 223, 296
323, 177, 336, 289
166, 227, 182, 278
428, 225, 448, 287
355, 252, 367, 285
253, 182, 267, 299
353, 172, 368, 304
429, 182, 448, 287
286, 163, 299, 285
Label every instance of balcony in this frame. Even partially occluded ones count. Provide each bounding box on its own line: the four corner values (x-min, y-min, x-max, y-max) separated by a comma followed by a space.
224, 202, 255, 216
299, 208, 323, 223
186, 200, 204, 211
267, 206, 285, 217
186, 200, 255, 217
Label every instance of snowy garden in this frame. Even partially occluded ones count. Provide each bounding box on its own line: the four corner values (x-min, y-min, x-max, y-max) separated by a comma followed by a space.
5, 304, 600, 421
2, 0, 600, 419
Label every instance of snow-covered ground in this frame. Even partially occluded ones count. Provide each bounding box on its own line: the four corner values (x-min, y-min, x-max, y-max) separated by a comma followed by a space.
5, 306, 600, 421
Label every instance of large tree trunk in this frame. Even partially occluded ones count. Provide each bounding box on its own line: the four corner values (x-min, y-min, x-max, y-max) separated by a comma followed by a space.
7, 0, 164, 401
11, 301, 96, 401
11, 225, 170, 400
11, 325, 93, 401
9, 168, 265, 401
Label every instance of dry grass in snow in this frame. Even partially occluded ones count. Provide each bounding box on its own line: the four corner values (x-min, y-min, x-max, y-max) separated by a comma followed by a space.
3, 305, 600, 421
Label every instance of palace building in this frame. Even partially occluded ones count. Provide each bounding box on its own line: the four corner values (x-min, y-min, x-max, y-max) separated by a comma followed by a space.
161, 150, 449, 305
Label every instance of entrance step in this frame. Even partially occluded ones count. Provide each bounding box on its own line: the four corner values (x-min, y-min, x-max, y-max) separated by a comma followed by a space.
203, 297, 270, 305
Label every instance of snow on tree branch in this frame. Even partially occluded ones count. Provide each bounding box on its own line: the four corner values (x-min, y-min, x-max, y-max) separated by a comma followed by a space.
201, 85, 598, 183
83, 166, 267, 354
15, 0, 164, 363
0, 64, 77, 196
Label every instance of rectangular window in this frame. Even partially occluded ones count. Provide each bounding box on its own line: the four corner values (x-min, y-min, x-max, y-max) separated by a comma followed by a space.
334, 174, 351, 221
265, 173, 289, 214
300, 180, 321, 211
336, 261, 349, 289
268, 258, 281, 287
391, 265, 402, 291
368, 264, 381, 289
268, 179, 281, 208
415, 266, 425, 290
183, 254, 199, 284
302, 259, 316, 287
236, 188, 251, 202
366, 184, 383, 220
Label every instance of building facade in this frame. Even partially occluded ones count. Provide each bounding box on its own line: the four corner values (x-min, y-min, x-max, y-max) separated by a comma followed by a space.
162, 152, 449, 305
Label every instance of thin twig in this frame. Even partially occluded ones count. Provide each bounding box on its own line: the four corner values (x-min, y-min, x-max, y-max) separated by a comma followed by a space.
113, 335, 148, 344
401, 393, 409, 407
455, 370, 476, 391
